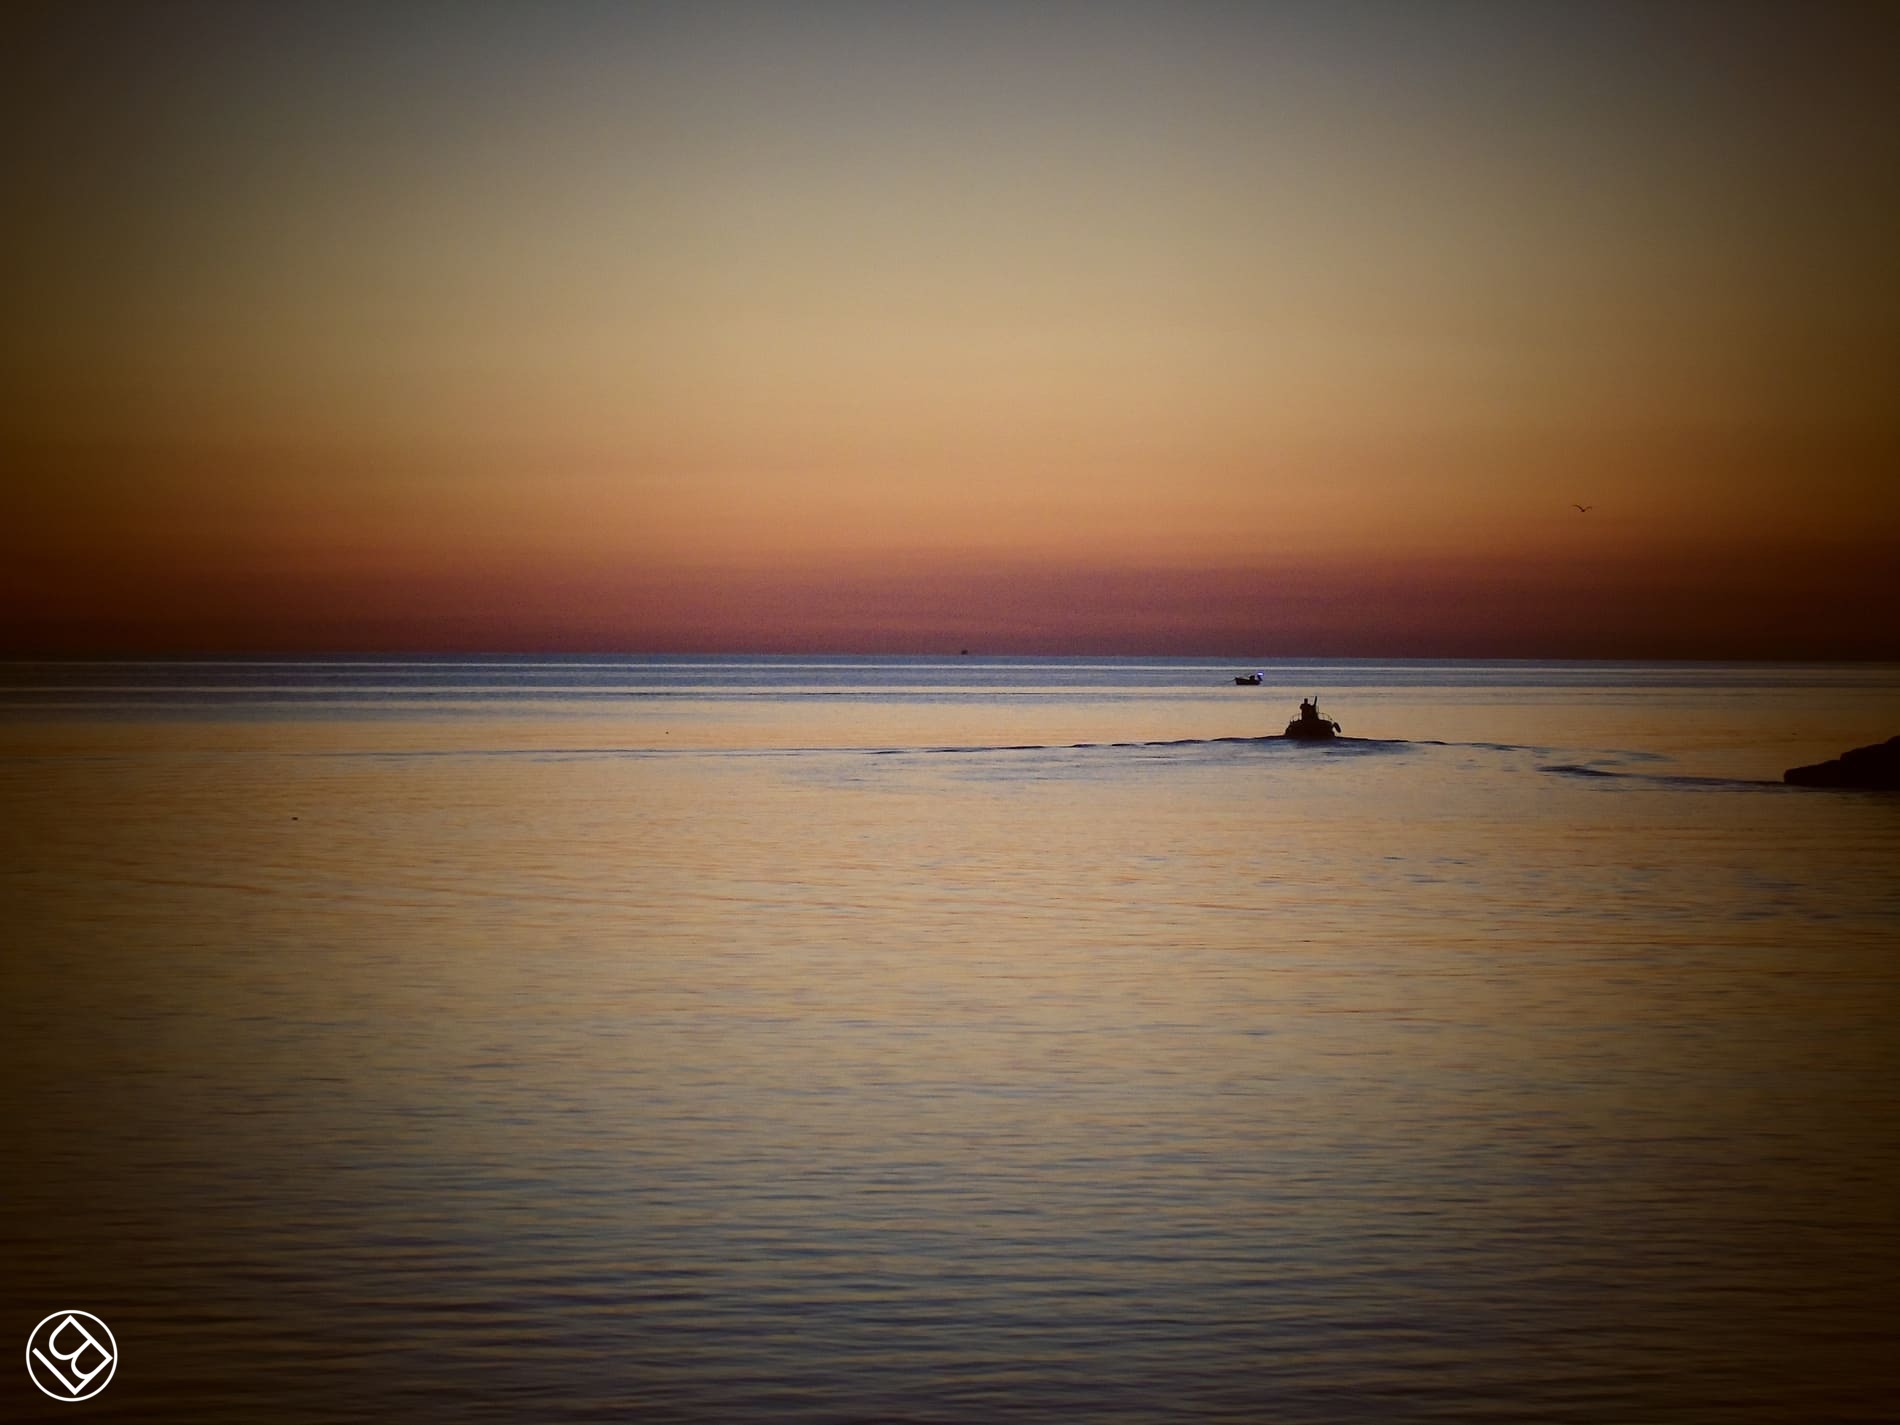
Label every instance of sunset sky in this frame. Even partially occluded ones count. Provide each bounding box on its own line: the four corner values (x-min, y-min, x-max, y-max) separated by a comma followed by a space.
6, 2, 1897, 656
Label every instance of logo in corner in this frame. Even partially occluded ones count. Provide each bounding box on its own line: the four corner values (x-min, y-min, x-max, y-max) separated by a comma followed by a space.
26, 1311, 117, 1402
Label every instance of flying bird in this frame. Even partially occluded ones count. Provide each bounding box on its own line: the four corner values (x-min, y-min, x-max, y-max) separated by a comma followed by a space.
1573, 504, 1594, 513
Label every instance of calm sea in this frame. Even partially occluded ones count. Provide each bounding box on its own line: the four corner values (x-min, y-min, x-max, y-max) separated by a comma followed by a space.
3, 657, 1897, 1423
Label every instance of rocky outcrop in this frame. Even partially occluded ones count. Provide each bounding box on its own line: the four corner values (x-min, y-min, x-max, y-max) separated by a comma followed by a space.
1784, 735, 1900, 789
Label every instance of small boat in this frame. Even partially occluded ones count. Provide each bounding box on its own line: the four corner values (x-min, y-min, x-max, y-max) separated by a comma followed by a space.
1283, 696, 1341, 739
1234, 671, 1264, 685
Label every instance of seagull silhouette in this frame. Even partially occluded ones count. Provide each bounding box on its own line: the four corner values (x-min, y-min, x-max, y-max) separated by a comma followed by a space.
1573, 504, 1594, 513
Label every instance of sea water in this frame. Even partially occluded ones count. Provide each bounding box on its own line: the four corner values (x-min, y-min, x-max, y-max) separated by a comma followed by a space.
3, 657, 1897, 1422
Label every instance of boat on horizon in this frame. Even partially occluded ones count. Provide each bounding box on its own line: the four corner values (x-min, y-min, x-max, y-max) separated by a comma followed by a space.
1234, 671, 1264, 685
1283, 697, 1341, 740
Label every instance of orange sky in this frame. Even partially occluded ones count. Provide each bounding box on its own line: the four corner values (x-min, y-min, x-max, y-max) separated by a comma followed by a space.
5, 4, 1898, 655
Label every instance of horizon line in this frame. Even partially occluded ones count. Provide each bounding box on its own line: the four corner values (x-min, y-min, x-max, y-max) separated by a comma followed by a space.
6, 648, 1898, 666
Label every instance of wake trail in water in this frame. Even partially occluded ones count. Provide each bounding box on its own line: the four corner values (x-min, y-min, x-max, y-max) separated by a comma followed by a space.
314, 735, 1423, 762
868, 735, 1415, 758
227, 737, 1795, 790
1538, 762, 1786, 790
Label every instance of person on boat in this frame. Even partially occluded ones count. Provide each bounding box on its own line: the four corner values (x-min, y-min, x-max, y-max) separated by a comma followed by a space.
1295, 697, 1339, 733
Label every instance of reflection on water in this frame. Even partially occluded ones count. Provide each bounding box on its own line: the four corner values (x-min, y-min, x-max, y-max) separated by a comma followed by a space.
3, 659, 1897, 1421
